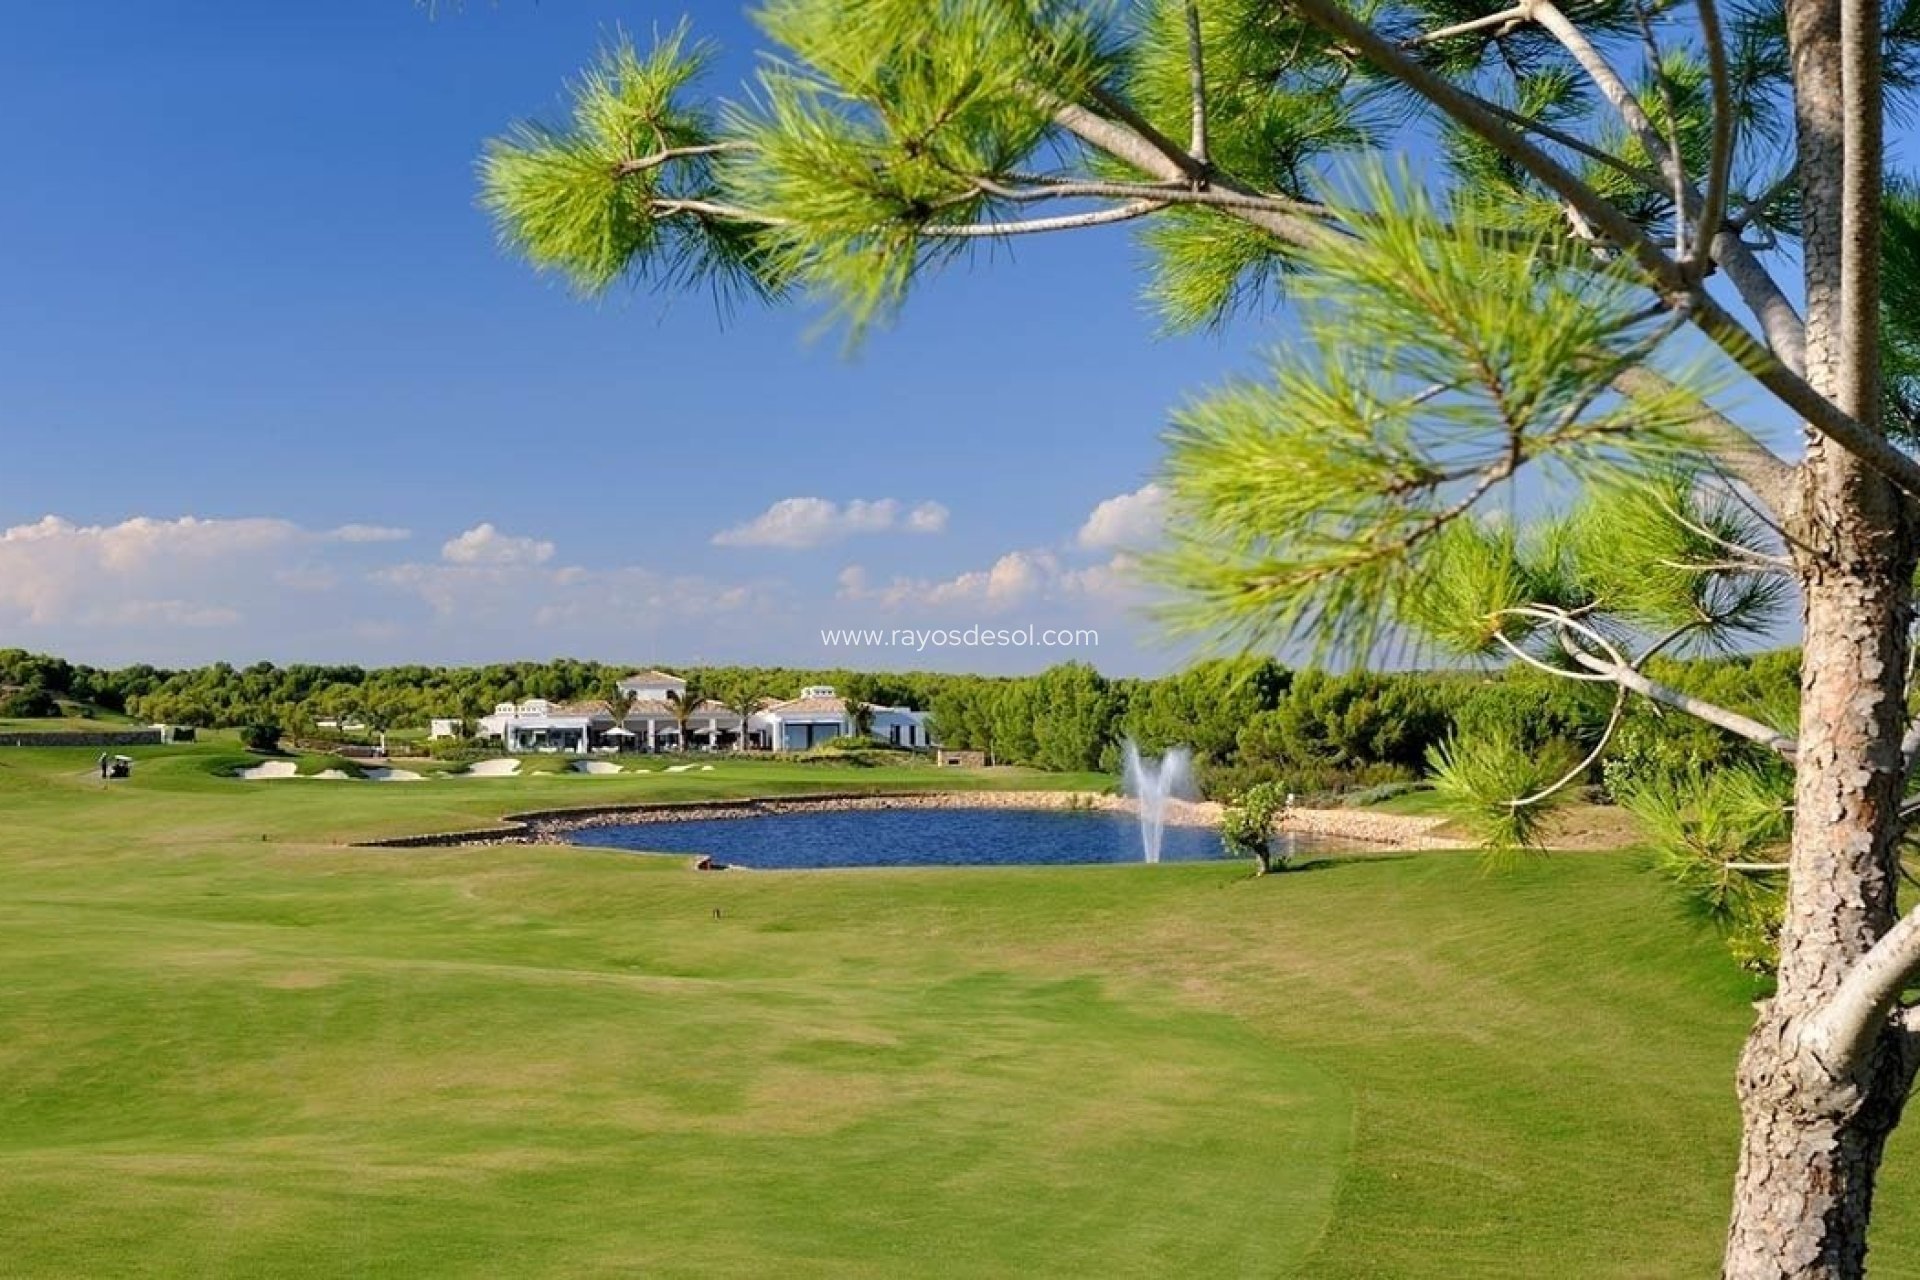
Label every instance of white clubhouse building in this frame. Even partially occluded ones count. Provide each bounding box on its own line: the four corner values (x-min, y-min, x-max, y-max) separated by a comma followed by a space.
466, 671, 932, 754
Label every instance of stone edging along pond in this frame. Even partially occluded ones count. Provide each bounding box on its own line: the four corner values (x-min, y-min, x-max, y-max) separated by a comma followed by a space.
354, 790, 1467, 852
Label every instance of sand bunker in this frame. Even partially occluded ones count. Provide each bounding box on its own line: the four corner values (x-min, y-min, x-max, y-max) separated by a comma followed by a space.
465, 759, 521, 777
700, 764, 715, 772
571, 761, 623, 775
311, 769, 355, 781
663, 764, 694, 774
236, 761, 298, 780
364, 767, 423, 782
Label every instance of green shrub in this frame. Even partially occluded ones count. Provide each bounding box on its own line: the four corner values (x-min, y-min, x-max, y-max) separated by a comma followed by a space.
0, 687, 58, 718
1240, 670, 1453, 774
777, 737, 929, 768
426, 740, 497, 762
1449, 675, 1607, 760
238, 723, 283, 752
1219, 782, 1292, 874
1598, 716, 1710, 798
1197, 755, 1414, 803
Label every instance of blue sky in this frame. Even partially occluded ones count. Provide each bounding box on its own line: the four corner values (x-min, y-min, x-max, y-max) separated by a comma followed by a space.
1, 3, 1852, 675
0, 1, 1295, 675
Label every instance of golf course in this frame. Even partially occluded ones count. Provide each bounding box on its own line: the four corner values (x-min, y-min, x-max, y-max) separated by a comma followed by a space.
2, 740, 1915, 1277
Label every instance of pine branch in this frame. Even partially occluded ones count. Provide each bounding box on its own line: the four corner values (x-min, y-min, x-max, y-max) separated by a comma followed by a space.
651, 198, 783, 225
923, 199, 1168, 236
1624, 0, 1692, 260
613, 141, 751, 176
1485, 606, 1799, 756
1282, 0, 1853, 481
1287, 0, 1672, 275
1401, 6, 1532, 47
1696, 0, 1736, 271
967, 175, 1329, 219
1473, 96, 1666, 191
1183, 0, 1209, 166
1523, 0, 1811, 368
1803, 903, 1920, 1074
1043, 98, 1332, 249
1080, 82, 1210, 183
1609, 366, 1795, 514
1731, 171, 1799, 231
1563, 638, 1800, 756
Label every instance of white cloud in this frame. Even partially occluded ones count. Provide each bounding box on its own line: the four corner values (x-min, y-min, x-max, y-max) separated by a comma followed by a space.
967, 550, 1059, 607
372, 558, 767, 630
1060, 552, 1147, 604
838, 549, 1144, 613
0, 506, 1164, 673
1076, 483, 1167, 551
440, 523, 555, 567
0, 515, 302, 626
324, 523, 412, 544
0, 510, 801, 666
904, 502, 950, 534
712, 497, 950, 549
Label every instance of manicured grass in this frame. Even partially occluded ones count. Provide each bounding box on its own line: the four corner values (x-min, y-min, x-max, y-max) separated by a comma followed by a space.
4, 743, 1920, 1275
1355, 786, 1453, 815
0, 715, 140, 733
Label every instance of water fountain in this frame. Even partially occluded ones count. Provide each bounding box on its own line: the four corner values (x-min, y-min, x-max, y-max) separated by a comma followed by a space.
1121, 738, 1195, 863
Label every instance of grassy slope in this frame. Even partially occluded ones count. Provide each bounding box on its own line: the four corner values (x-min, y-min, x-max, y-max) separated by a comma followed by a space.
0, 699, 143, 732
3, 744, 1919, 1276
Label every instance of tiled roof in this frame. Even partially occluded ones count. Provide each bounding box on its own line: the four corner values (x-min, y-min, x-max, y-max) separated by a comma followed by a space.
625, 698, 739, 719
551, 699, 616, 718
618, 670, 684, 686
765, 696, 848, 716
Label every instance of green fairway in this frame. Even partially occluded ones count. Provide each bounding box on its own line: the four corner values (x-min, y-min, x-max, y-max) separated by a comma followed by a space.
5, 743, 1920, 1276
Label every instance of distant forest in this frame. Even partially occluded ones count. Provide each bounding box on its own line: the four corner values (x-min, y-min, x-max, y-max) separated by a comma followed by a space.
0, 648, 1799, 799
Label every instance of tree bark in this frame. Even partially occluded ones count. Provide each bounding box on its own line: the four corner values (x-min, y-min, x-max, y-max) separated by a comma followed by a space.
1719, 267, 1920, 1275
1723, 435, 1919, 1272
1723, 462, 1917, 1275
1722, 0, 1920, 1268
1727, 1008, 1916, 1277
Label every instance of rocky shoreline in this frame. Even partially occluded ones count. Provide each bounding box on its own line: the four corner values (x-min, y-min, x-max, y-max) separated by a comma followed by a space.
357, 789, 1466, 852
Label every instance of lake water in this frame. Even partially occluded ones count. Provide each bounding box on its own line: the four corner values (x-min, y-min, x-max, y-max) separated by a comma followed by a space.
570, 806, 1332, 870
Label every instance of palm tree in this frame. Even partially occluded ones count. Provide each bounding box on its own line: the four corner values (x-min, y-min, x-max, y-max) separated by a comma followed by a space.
666, 684, 705, 752
844, 693, 875, 742
719, 678, 764, 752
840, 675, 877, 742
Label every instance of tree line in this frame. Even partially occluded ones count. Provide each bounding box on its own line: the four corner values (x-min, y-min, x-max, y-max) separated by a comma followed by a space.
0, 647, 1797, 800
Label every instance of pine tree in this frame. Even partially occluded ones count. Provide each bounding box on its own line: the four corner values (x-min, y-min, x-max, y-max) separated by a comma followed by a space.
481, 4, 1920, 1270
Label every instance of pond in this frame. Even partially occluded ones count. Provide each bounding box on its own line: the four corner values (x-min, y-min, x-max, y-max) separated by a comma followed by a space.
569, 806, 1335, 871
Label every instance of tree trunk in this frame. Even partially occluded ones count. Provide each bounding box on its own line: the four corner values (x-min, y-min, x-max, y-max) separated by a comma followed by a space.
1724, 460, 1917, 1275
1726, 1009, 1914, 1278
1720, 0, 1920, 1265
